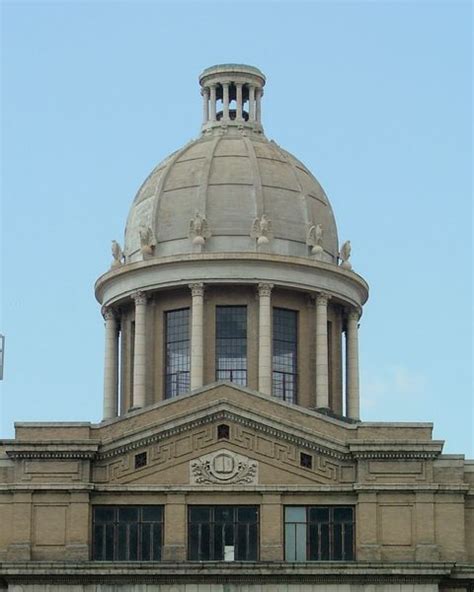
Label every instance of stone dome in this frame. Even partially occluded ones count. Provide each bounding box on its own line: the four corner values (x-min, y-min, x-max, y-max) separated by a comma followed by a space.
124, 65, 339, 263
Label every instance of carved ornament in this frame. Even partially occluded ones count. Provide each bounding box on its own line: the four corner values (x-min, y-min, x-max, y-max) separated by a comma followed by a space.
190, 449, 258, 485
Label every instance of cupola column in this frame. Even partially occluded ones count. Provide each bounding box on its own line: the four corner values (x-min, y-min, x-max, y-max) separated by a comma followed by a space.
249, 85, 256, 121
190, 283, 205, 390
236, 82, 243, 120
346, 309, 360, 420
209, 85, 217, 122
256, 88, 262, 123
222, 82, 230, 120
258, 283, 273, 395
102, 306, 119, 420
201, 87, 209, 124
315, 293, 330, 409
132, 291, 147, 408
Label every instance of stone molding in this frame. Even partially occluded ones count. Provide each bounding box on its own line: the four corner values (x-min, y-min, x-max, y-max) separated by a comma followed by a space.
5, 442, 99, 461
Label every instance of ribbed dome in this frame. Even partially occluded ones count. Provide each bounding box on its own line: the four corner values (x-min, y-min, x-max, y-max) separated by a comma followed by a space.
124, 131, 339, 262
123, 64, 339, 264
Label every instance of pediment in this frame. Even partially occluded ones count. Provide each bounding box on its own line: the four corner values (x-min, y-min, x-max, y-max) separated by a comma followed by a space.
93, 385, 356, 487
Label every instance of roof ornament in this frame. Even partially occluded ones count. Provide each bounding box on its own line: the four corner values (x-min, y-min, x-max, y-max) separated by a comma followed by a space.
339, 240, 352, 270
306, 223, 324, 258
189, 211, 211, 246
111, 240, 125, 269
139, 224, 157, 258
251, 214, 273, 245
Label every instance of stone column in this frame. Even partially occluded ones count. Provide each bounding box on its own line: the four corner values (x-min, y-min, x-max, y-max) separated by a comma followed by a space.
258, 283, 273, 395
256, 88, 262, 122
132, 291, 147, 408
190, 283, 204, 390
346, 309, 360, 420
315, 293, 330, 409
201, 86, 209, 124
222, 82, 230, 120
236, 82, 243, 120
209, 84, 217, 121
102, 306, 119, 420
249, 85, 256, 121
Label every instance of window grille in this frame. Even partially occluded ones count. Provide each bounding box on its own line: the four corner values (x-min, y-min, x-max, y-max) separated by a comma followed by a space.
188, 506, 258, 561
215, 306, 247, 386
165, 308, 190, 398
92, 506, 163, 561
285, 506, 354, 561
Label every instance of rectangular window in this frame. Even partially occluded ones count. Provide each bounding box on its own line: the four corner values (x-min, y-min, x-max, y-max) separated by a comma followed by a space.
285, 506, 354, 561
216, 306, 247, 386
92, 505, 163, 561
188, 506, 258, 561
272, 308, 297, 403
165, 308, 190, 398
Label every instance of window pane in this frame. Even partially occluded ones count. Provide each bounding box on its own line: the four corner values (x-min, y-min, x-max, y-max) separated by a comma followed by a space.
216, 307, 247, 386
152, 523, 162, 560
199, 523, 211, 560
94, 507, 115, 523
117, 524, 128, 560
215, 506, 234, 523
285, 522, 297, 562
238, 507, 257, 523
285, 507, 306, 523
142, 506, 163, 523
308, 523, 319, 560
189, 507, 210, 522
344, 523, 354, 560
272, 308, 297, 402
333, 523, 342, 560
320, 523, 330, 560
309, 507, 329, 523
129, 523, 138, 561
188, 524, 200, 560
119, 507, 138, 523
93, 525, 104, 560
141, 523, 151, 561
334, 507, 353, 523
105, 524, 114, 561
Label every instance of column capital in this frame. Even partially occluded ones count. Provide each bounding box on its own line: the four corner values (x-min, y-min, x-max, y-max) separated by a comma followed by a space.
189, 282, 204, 297
101, 305, 117, 321
131, 290, 147, 306
347, 308, 361, 322
258, 283, 273, 297
316, 292, 331, 306
200, 86, 209, 97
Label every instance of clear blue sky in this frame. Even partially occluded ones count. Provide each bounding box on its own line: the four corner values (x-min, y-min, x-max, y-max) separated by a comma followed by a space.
1, 1, 472, 456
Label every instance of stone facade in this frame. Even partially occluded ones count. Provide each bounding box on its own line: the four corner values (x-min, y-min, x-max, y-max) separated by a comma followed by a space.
0, 64, 472, 590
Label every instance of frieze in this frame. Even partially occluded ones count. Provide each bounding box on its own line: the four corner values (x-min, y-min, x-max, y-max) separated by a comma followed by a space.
190, 449, 258, 485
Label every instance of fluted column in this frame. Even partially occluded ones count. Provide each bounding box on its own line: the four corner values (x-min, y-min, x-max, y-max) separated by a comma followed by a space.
346, 309, 360, 420
222, 82, 230, 120
236, 82, 243, 120
258, 283, 273, 395
315, 293, 330, 409
209, 85, 217, 121
249, 85, 256, 121
132, 291, 147, 408
201, 87, 209, 124
102, 306, 119, 420
190, 283, 204, 390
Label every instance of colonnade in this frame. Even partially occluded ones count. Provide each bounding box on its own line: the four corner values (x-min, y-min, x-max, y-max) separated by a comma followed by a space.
101, 285, 360, 422
201, 82, 263, 125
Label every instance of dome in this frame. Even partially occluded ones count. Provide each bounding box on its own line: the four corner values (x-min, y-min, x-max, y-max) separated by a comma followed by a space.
123, 65, 339, 263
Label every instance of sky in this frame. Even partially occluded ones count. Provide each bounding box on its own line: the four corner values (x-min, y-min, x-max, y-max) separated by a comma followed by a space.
0, 1, 472, 456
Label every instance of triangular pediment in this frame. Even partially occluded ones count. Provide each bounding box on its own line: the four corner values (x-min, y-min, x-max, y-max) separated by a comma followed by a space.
93, 383, 356, 486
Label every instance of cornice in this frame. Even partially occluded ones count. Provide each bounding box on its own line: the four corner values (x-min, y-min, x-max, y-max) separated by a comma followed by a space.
5, 442, 99, 461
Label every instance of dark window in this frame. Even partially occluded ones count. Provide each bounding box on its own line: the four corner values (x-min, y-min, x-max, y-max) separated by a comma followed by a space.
300, 452, 312, 469
216, 306, 247, 386
93, 506, 163, 561
272, 308, 297, 403
285, 506, 354, 561
188, 506, 258, 561
217, 424, 230, 440
165, 308, 190, 398
134, 452, 147, 469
